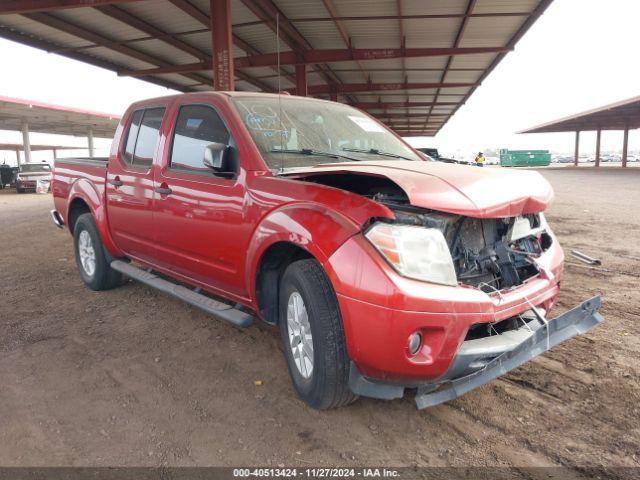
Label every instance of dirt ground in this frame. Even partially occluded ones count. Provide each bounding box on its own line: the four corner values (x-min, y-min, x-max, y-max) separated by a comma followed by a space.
0, 168, 638, 473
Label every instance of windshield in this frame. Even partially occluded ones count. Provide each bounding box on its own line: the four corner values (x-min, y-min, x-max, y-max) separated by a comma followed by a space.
20, 164, 51, 173
231, 96, 422, 170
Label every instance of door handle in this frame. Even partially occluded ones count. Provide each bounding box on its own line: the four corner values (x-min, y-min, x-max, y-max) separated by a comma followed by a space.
109, 177, 123, 187
155, 186, 172, 195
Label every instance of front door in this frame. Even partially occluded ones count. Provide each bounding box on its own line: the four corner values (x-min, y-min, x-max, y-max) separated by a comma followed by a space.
151, 102, 248, 299
106, 106, 165, 264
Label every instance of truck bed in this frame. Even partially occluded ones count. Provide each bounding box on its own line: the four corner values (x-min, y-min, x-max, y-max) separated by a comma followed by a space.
52, 157, 109, 227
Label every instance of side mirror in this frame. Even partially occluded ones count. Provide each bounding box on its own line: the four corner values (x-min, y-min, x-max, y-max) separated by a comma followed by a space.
203, 142, 228, 171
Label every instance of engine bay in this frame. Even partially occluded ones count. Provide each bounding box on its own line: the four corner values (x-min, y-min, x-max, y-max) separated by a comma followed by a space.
387, 204, 552, 291
299, 172, 552, 292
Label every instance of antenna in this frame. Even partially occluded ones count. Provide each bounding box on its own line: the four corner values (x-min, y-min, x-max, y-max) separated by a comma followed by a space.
276, 13, 286, 173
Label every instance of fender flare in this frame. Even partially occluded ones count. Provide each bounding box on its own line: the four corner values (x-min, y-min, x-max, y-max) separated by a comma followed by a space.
67, 178, 123, 257
244, 202, 363, 304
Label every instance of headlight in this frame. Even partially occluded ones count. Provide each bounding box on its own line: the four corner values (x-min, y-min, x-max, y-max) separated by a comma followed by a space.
365, 222, 457, 286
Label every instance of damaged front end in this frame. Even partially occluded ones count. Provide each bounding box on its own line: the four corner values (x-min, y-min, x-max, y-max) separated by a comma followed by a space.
299, 171, 555, 292
298, 170, 603, 408
364, 186, 555, 294
414, 296, 603, 408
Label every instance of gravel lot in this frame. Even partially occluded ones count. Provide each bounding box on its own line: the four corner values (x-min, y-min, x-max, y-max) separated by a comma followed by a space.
0, 168, 638, 474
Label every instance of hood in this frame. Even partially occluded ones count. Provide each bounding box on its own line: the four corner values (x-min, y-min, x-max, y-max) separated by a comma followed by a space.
287, 160, 554, 218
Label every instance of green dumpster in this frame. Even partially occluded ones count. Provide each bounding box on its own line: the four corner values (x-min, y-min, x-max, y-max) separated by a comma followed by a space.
499, 149, 551, 167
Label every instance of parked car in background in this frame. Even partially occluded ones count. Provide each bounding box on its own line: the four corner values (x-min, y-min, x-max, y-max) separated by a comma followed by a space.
556, 156, 574, 164
16, 162, 52, 193
415, 147, 461, 164
51, 92, 602, 410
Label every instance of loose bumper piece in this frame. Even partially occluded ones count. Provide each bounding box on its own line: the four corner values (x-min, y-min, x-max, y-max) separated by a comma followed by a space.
414, 296, 602, 409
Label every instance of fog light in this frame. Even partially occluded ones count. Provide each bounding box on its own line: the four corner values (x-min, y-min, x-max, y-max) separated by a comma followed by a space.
408, 332, 422, 355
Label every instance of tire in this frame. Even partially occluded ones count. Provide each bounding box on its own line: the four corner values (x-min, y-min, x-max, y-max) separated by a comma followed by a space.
16, 187, 24, 194
73, 213, 122, 291
279, 259, 356, 409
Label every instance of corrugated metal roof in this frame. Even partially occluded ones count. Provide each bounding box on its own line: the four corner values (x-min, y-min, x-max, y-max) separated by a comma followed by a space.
0, 0, 553, 136
520, 95, 640, 133
0, 96, 121, 137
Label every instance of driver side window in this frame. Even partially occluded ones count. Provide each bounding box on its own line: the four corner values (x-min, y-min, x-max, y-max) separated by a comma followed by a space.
169, 104, 230, 174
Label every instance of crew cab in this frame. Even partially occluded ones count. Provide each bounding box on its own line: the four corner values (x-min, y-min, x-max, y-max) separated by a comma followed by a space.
51, 92, 602, 410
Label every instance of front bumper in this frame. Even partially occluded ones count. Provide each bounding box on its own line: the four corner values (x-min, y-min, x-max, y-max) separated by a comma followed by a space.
349, 296, 603, 408
327, 234, 565, 383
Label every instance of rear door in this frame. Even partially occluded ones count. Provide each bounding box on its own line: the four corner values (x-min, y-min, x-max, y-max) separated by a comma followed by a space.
106, 105, 166, 263
151, 99, 249, 299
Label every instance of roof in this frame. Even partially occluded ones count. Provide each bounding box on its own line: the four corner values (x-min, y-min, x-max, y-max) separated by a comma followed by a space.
0, 0, 553, 137
0, 142, 86, 151
520, 95, 640, 133
0, 95, 121, 137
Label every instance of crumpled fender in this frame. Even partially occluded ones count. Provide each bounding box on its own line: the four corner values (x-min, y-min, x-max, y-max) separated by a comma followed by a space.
67, 178, 123, 257
245, 202, 376, 303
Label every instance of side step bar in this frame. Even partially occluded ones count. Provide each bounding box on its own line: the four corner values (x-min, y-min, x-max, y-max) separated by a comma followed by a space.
110, 260, 253, 328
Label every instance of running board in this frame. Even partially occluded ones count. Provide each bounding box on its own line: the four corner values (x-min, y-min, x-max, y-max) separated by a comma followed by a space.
110, 260, 253, 328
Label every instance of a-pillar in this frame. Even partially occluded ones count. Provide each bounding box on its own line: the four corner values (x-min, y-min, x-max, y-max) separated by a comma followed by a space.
595, 129, 601, 167
211, 0, 234, 91
295, 64, 307, 96
22, 123, 32, 164
622, 126, 629, 168
88, 128, 95, 158
574, 130, 580, 166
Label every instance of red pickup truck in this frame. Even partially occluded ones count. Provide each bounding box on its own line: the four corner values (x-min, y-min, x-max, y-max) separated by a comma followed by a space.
51, 92, 602, 410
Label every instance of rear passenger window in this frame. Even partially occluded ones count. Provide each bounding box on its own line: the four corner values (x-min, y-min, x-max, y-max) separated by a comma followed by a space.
122, 110, 143, 164
170, 105, 230, 173
133, 108, 165, 169
121, 107, 165, 168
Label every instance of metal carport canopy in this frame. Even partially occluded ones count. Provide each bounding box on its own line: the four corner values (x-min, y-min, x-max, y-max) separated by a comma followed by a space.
0, 96, 121, 137
0, 0, 553, 137
519, 95, 640, 167
0, 143, 85, 151
0, 95, 121, 164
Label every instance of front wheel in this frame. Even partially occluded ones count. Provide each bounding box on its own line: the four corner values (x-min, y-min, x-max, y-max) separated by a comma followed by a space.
279, 259, 356, 409
73, 213, 122, 291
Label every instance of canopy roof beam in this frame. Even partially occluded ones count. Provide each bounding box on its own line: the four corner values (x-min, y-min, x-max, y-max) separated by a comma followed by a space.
302, 82, 476, 95
167, 0, 291, 88
0, 0, 136, 15
424, 0, 477, 132
24, 12, 213, 87
119, 47, 510, 77
0, 26, 193, 92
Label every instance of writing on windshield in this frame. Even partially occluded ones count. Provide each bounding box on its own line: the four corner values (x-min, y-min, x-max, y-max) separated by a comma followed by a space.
232, 96, 421, 170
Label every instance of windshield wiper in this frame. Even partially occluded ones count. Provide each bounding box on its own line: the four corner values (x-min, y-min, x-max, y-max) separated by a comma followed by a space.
270, 148, 338, 159
270, 148, 362, 162
341, 147, 415, 161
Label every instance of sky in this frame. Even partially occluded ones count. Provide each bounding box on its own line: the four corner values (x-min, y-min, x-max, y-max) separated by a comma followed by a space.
0, 0, 639, 164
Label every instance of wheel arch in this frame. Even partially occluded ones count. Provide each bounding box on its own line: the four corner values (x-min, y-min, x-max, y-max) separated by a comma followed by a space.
66, 179, 123, 257
248, 203, 362, 324
255, 241, 314, 324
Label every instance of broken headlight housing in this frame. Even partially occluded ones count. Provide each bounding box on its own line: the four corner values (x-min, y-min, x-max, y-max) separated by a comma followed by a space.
365, 222, 457, 286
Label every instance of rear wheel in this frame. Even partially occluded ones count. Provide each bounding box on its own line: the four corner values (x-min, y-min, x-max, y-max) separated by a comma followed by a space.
73, 213, 122, 291
279, 259, 356, 409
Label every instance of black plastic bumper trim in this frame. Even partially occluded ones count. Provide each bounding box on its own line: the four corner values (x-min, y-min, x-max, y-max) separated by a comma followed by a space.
414, 296, 603, 409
